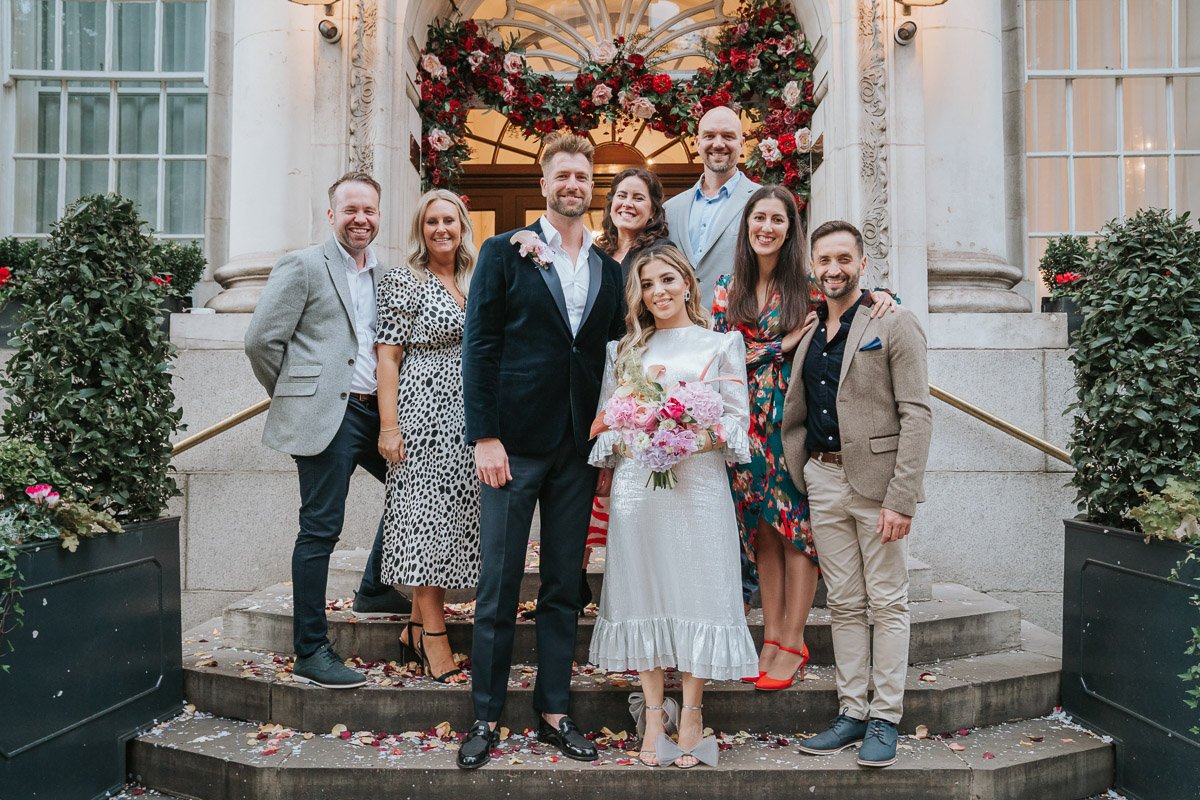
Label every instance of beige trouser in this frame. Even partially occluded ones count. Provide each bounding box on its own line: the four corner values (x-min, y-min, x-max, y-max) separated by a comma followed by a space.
803, 457, 910, 724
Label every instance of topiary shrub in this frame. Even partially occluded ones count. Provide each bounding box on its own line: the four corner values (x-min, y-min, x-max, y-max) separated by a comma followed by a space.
1069, 208, 1200, 528
1038, 234, 1090, 298
0, 194, 181, 521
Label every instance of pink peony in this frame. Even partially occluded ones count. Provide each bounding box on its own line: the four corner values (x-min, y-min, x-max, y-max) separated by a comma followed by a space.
782, 80, 801, 108
592, 84, 613, 106
778, 35, 796, 56
603, 394, 639, 429
467, 50, 486, 68
758, 137, 782, 164
630, 96, 656, 120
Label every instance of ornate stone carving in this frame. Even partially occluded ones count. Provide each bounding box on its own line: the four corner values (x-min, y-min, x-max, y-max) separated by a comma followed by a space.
857, 0, 890, 289
348, 0, 377, 173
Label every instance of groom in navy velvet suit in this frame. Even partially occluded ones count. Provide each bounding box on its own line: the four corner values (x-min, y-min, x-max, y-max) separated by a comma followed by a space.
458, 133, 625, 769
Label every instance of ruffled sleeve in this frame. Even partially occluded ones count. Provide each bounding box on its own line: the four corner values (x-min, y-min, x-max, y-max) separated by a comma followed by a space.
588, 341, 624, 468
375, 269, 416, 347
716, 330, 752, 464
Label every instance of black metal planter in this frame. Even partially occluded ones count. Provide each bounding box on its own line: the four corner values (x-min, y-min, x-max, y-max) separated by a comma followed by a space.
1061, 518, 1200, 800
0, 517, 183, 800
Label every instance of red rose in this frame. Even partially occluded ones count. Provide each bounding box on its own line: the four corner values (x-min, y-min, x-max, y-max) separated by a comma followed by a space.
508, 111, 525, 126
651, 74, 672, 94
463, 19, 478, 35
441, 46, 458, 63
574, 73, 596, 91
530, 93, 545, 109
459, 194, 471, 208
627, 53, 645, 69
778, 133, 796, 155
729, 49, 751, 72
487, 75, 504, 92
0, 266, 11, 288
432, 168, 444, 186
534, 119, 556, 134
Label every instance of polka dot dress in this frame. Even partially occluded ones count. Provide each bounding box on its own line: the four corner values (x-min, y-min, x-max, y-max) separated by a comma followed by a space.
375, 267, 480, 588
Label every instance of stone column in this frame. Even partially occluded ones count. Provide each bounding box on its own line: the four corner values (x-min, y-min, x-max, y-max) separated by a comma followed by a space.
206, 2, 319, 312
918, 1, 1028, 312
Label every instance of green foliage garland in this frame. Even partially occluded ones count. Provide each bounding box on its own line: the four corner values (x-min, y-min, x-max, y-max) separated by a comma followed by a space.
1068, 208, 1200, 527
1, 194, 181, 522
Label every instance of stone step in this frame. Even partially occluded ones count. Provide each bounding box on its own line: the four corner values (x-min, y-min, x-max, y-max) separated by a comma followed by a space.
183, 621, 1061, 736
127, 712, 1113, 800
326, 548, 936, 605
221, 581, 1004, 665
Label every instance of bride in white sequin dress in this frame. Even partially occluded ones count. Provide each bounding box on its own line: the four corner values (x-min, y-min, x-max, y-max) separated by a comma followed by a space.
589, 244, 756, 769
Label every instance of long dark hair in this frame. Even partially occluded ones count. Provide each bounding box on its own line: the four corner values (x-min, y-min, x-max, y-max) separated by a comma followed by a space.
726, 185, 808, 332
596, 167, 669, 256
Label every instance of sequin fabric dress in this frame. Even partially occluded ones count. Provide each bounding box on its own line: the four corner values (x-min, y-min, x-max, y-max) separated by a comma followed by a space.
587, 326, 757, 680
711, 274, 818, 567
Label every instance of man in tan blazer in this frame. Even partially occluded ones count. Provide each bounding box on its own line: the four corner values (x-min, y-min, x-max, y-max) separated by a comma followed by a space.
782, 220, 931, 769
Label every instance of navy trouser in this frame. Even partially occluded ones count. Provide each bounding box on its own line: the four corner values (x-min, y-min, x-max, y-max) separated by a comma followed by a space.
292, 396, 389, 658
471, 431, 595, 722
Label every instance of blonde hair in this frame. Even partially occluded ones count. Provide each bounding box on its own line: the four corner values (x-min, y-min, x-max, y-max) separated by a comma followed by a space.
615, 244, 708, 369
406, 190, 476, 296
539, 132, 595, 173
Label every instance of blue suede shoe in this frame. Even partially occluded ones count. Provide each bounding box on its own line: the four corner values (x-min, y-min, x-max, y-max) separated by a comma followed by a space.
796, 712, 868, 755
856, 718, 899, 767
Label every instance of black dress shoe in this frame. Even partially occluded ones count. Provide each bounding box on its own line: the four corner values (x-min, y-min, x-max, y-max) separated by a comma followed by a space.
456, 721, 499, 770
537, 716, 598, 762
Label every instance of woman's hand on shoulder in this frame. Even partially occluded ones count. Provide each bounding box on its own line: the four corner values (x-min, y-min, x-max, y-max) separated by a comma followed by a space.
781, 310, 819, 353
869, 290, 899, 318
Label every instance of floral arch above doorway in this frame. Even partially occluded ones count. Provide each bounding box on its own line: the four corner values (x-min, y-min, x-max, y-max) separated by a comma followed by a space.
417, 0, 823, 206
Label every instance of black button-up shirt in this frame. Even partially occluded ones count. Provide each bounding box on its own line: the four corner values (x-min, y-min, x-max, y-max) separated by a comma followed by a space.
803, 292, 869, 452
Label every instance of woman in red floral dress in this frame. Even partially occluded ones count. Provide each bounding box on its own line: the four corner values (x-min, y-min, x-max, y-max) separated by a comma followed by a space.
712, 185, 894, 690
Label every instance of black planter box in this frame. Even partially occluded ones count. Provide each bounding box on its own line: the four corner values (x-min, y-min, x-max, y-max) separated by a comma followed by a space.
1040, 295, 1083, 341
1062, 518, 1200, 800
0, 517, 183, 800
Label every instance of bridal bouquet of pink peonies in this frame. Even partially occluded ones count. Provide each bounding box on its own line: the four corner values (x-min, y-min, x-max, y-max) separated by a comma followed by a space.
597, 363, 728, 490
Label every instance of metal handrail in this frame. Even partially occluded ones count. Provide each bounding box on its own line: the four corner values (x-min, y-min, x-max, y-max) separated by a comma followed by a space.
169, 387, 1073, 465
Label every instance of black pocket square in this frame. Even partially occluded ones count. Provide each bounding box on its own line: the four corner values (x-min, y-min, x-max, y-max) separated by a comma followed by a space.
860, 337, 883, 351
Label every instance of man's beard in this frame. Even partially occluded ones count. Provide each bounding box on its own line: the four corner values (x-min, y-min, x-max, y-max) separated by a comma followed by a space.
822, 271, 860, 300
549, 193, 588, 218
704, 155, 735, 174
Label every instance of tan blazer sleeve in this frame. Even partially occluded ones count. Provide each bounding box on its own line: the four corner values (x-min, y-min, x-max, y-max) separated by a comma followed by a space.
881, 311, 932, 516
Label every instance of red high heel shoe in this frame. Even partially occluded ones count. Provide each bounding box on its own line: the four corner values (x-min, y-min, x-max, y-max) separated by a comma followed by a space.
754, 643, 809, 691
741, 640, 780, 683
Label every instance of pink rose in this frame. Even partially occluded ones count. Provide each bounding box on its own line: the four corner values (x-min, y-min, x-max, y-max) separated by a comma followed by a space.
427, 128, 455, 152
503, 52, 524, 74
420, 53, 447, 80
591, 84, 613, 106
630, 96, 655, 119
794, 127, 814, 152
500, 79, 518, 102
661, 397, 687, 422
467, 50, 486, 68
778, 35, 796, 56
781, 80, 801, 108
734, 23, 749, 36
758, 137, 782, 164
591, 40, 618, 64
747, 54, 760, 73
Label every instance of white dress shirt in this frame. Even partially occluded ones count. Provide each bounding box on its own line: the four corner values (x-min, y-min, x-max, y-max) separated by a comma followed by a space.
333, 240, 379, 394
538, 216, 592, 335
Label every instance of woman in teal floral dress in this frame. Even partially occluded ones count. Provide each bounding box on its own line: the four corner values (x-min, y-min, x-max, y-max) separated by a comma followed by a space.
712, 186, 894, 690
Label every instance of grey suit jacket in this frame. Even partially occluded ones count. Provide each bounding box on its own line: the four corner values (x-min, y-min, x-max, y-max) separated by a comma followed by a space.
781, 303, 933, 517
664, 173, 761, 308
244, 237, 382, 457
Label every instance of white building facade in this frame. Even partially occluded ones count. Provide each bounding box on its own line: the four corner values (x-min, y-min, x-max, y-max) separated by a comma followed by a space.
2, 0, 1196, 630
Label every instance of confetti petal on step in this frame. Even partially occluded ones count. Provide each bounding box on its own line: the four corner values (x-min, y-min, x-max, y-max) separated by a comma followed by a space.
435, 721, 452, 738
1060, 738, 1075, 743
914, 725, 929, 739
1026, 734, 1044, 742
261, 745, 280, 756
983, 751, 995, 759
919, 672, 937, 682
331, 724, 347, 736
957, 729, 971, 736
499, 726, 511, 740
945, 742, 966, 751
303, 732, 314, 740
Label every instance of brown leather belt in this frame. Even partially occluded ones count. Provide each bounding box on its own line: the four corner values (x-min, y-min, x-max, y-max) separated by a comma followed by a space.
811, 451, 843, 466
349, 392, 377, 406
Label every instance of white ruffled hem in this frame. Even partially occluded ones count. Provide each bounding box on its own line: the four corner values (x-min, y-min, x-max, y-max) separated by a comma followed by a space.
588, 430, 623, 468
588, 615, 757, 681
721, 420, 752, 464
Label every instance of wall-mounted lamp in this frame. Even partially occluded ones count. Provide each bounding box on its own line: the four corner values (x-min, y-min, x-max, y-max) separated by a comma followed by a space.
895, 0, 948, 15
287, 0, 341, 43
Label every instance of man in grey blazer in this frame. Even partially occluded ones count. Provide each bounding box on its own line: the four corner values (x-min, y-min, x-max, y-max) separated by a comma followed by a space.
664, 105, 761, 308
783, 220, 932, 768
245, 171, 409, 689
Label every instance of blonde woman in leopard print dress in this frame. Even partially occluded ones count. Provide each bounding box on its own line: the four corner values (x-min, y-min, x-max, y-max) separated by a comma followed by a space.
375, 190, 480, 684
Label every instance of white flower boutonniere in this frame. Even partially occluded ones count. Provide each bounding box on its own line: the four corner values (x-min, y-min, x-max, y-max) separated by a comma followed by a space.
510, 230, 554, 270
